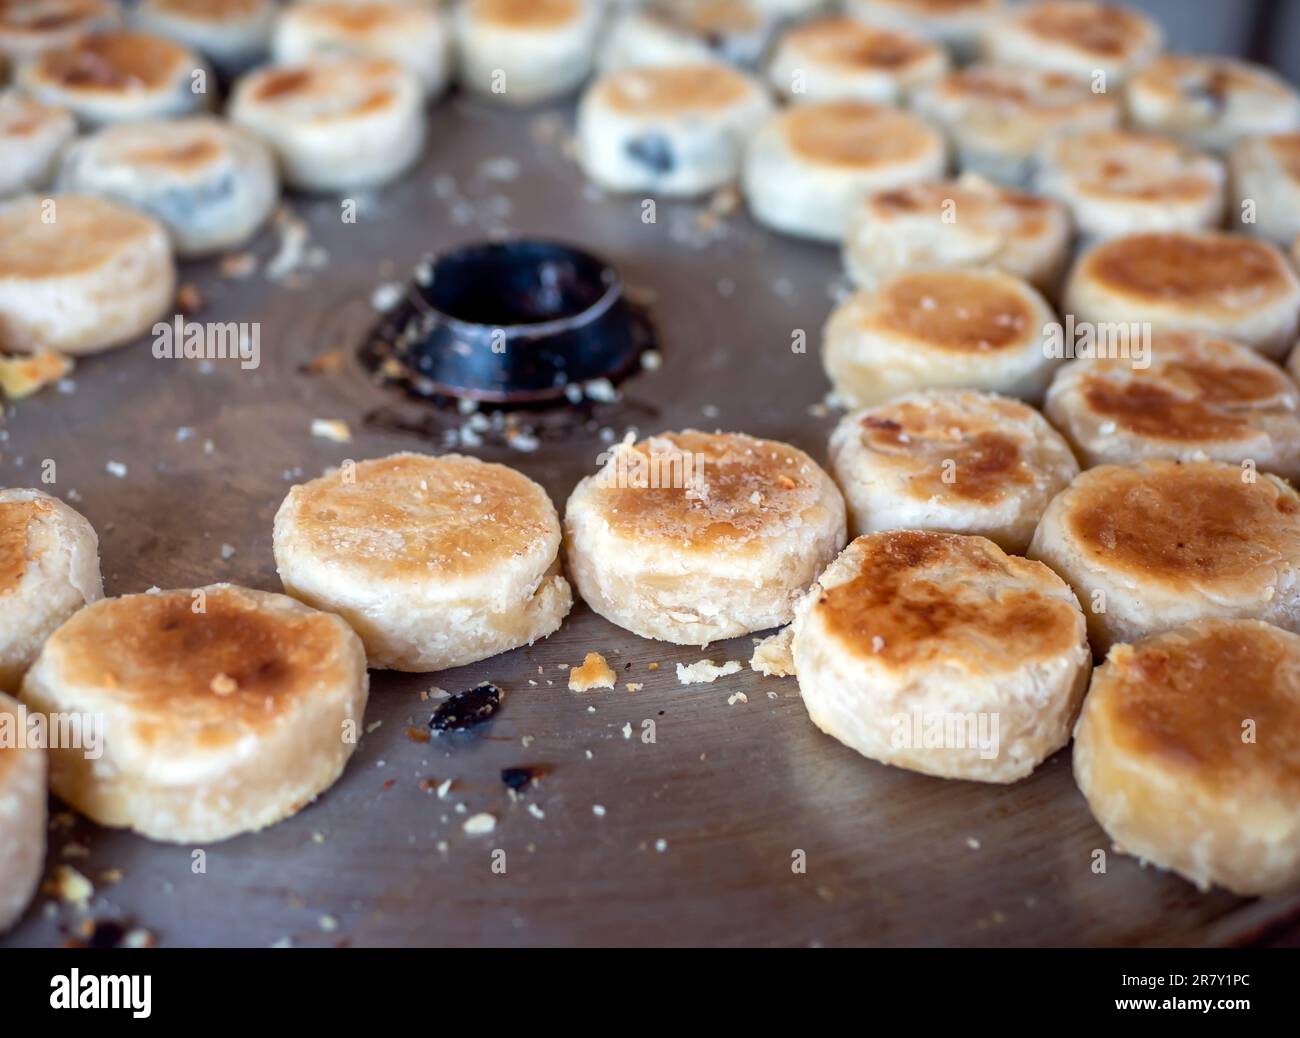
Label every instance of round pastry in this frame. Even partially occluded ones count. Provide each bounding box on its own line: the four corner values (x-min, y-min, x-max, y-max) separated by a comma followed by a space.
15, 30, 212, 127
56, 115, 278, 257
599, 0, 773, 73
228, 56, 425, 192
274, 452, 572, 672
271, 0, 450, 97
1036, 129, 1225, 238
822, 268, 1060, 409
829, 389, 1079, 552
0, 690, 45, 933
576, 63, 773, 198
0, 488, 102, 693
980, 1, 1162, 87
1073, 618, 1300, 895
133, 0, 274, 77
765, 16, 948, 105
844, 0, 1002, 62
0, 194, 175, 356
911, 64, 1121, 187
564, 430, 847, 646
1126, 55, 1300, 154
791, 530, 1091, 783
1229, 134, 1300, 245
454, 0, 601, 106
1064, 231, 1300, 360
20, 584, 369, 844
842, 175, 1071, 295
1028, 460, 1300, 653
742, 100, 947, 242
1045, 330, 1300, 483
0, 0, 119, 66
0, 88, 75, 197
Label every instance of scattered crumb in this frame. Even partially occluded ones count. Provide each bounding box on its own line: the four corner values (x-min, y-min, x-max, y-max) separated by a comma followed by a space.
176, 282, 204, 314
463, 813, 497, 836
44, 865, 93, 906
727, 692, 749, 706
621, 722, 632, 739
592, 804, 606, 817
568, 652, 616, 692
654, 838, 668, 853
647, 662, 659, 671
625, 682, 643, 692
750, 627, 796, 678
318, 915, 338, 932
0, 350, 73, 399
436, 778, 454, 799
527, 803, 545, 820
105, 460, 128, 478
220, 252, 258, 279
966, 837, 981, 851
302, 350, 347, 375
220, 543, 236, 561
123, 928, 155, 948
311, 418, 352, 443
209, 673, 238, 696
676, 659, 742, 685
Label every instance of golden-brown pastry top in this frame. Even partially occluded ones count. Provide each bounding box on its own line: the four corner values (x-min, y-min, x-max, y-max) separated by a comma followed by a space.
0, 497, 52, 595
811, 530, 1083, 669
145, 0, 266, 19
593, 64, 756, 115
845, 391, 1057, 504
1079, 231, 1296, 311
469, 0, 581, 30
32, 31, 193, 91
283, 452, 559, 583
584, 430, 838, 553
0, 195, 163, 280
1062, 460, 1300, 588
1009, 1, 1158, 58
1061, 331, 1297, 445
1088, 618, 1300, 798
780, 101, 941, 168
866, 270, 1041, 353
865, 177, 1062, 237
781, 17, 941, 72
45, 585, 359, 751
1045, 129, 1222, 203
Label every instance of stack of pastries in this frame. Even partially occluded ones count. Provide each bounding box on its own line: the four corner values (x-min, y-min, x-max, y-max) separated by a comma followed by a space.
4, 0, 1300, 939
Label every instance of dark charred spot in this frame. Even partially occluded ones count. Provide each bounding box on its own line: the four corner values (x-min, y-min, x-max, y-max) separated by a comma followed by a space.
429, 683, 502, 732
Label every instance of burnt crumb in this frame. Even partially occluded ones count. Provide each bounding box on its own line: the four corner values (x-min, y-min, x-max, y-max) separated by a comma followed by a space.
625, 134, 675, 175
429, 683, 502, 733
501, 764, 550, 793
64, 918, 129, 948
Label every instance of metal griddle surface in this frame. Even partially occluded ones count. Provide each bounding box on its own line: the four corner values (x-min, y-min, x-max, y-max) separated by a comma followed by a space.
3, 95, 1298, 948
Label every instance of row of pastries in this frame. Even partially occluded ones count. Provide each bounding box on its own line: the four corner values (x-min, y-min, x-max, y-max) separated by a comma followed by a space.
4, 0, 1300, 935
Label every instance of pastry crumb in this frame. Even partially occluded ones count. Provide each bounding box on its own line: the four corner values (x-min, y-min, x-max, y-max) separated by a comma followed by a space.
0, 350, 73, 399
44, 865, 93, 906
750, 627, 796, 678
568, 652, 616, 692
676, 659, 742, 685
311, 418, 352, 443
463, 812, 497, 835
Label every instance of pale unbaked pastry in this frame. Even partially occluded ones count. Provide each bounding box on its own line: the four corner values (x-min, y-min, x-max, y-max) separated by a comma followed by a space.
1036, 129, 1225, 238
577, 63, 772, 197
599, 0, 773, 73
0, 194, 175, 356
842, 175, 1071, 295
134, 0, 274, 77
0, 691, 45, 933
272, 0, 450, 96
792, 530, 1091, 783
455, 0, 601, 106
822, 268, 1060, 408
1074, 618, 1300, 895
1045, 330, 1300, 482
766, 16, 947, 105
1064, 231, 1300, 359
845, 0, 1002, 62
1229, 134, 1300, 245
911, 64, 1121, 187
274, 452, 571, 672
0, 488, 102, 693
21, 584, 369, 844
0, 88, 75, 197
829, 389, 1079, 552
56, 115, 278, 257
564, 430, 847, 646
1028, 460, 1300, 654
229, 56, 425, 192
742, 100, 947, 242
0, 0, 119, 67
980, 1, 1162, 86
16, 30, 212, 126
1126, 54, 1300, 154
